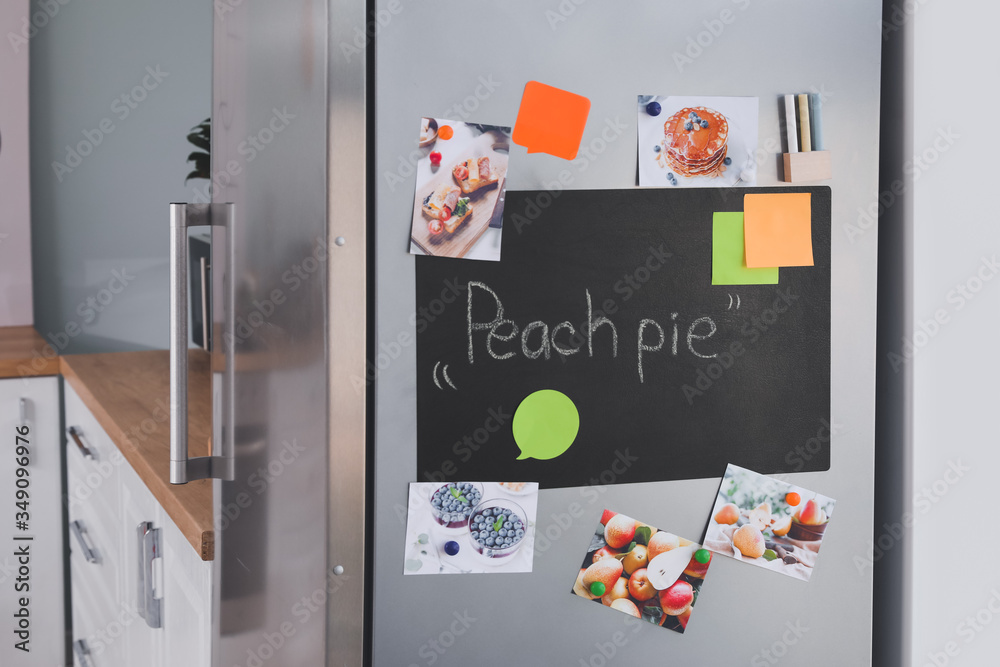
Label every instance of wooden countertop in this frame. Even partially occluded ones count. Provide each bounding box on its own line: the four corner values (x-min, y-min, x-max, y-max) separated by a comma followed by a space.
61, 350, 215, 560
0, 326, 60, 378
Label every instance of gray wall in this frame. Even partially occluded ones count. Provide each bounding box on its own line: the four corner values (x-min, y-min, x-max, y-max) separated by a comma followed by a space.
0, 0, 34, 326
908, 1, 1000, 665
30, 0, 211, 353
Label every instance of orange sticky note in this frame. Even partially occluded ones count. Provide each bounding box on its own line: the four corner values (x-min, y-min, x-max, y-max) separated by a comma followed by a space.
743, 193, 813, 267
512, 81, 590, 160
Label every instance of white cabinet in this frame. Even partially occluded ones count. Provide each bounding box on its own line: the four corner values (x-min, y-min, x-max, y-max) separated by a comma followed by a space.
0, 376, 64, 665
65, 383, 212, 667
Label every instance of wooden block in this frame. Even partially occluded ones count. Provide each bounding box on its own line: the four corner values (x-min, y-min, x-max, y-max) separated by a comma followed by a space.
782, 151, 832, 183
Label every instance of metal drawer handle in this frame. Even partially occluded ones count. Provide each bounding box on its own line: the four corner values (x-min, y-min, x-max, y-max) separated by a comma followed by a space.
136, 521, 163, 629
67, 426, 94, 460
70, 520, 98, 564
169, 202, 235, 484
73, 639, 94, 667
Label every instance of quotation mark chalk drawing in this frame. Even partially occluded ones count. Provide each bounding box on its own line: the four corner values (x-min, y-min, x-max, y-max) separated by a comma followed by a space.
433, 361, 457, 390
727, 293, 741, 310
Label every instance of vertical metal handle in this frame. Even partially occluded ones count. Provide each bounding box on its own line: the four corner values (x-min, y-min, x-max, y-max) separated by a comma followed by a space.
136, 521, 163, 629
170, 202, 235, 484
73, 639, 94, 667
170, 203, 190, 483
70, 520, 98, 564
67, 426, 94, 460
199, 255, 210, 351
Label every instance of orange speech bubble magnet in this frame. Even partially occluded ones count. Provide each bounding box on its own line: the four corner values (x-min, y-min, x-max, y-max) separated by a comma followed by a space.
512, 81, 591, 160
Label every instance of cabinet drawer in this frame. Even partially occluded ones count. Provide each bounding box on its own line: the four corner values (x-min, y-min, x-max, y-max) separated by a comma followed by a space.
65, 383, 122, 527
68, 508, 122, 614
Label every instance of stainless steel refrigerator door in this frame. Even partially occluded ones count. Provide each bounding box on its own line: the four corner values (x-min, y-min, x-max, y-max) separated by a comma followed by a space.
371, 1, 882, 665
211, 1, 334, 664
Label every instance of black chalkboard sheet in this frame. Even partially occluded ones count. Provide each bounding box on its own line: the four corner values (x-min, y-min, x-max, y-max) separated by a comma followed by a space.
414, 186, 831, 489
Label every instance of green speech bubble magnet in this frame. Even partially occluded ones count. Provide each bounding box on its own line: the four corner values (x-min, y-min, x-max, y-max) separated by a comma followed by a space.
512, 389, 580, 460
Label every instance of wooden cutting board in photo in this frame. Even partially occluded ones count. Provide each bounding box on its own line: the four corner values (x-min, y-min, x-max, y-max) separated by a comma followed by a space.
411, 131, 509, 259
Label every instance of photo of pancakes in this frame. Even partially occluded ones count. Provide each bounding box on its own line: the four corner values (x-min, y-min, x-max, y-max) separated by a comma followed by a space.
662, 107, 729, 178
637, 96, 759, 188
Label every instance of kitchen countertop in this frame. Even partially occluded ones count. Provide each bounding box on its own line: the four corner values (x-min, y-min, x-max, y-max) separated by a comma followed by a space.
61, 350, 215, 560
0, 326, 60, 378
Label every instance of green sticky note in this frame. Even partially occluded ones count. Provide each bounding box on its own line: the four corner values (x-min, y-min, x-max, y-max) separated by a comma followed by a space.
512, 389, 579, 460
712, 212, 779, 285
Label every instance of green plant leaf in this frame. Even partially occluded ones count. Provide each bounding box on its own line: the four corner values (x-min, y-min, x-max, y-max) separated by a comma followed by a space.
493, 517, 503, 532
634, 525, 652, 546
762, 549, 778, 561
626, 541, 637, 553
187, 133, 210, 151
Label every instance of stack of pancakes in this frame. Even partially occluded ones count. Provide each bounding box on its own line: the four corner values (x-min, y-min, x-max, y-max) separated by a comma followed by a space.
662, 107, 729, 177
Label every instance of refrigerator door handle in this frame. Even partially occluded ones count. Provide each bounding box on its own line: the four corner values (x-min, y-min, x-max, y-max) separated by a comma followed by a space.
169, 202, 235, 484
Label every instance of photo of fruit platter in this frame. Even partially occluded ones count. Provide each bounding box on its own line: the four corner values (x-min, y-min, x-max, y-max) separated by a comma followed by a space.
703, 464, 836, 582
637, 95, 759, 188
402, 481, 538, 575
408, 118, 510, 261
570, 511, 712, 634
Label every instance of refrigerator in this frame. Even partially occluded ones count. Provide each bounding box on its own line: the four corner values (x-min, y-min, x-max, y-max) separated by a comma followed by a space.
169, 0, 366, 664
170, 1, 883, 665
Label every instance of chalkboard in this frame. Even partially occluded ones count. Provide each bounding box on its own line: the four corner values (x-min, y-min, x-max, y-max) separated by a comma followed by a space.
415, 186, 831, 488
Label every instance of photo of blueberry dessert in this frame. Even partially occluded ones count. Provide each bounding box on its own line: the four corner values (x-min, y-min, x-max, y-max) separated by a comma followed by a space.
429, 482, 483, 529
403, 482, 539, 574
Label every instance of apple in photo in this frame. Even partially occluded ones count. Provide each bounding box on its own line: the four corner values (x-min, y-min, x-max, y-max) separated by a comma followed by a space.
659, 580, 694, 616
627, 568, 658, 602
592, 546, 621, 563
601, 577, 630, 606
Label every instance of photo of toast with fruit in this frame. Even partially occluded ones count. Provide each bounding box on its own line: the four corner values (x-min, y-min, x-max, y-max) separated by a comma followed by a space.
408, 118, 510, 261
